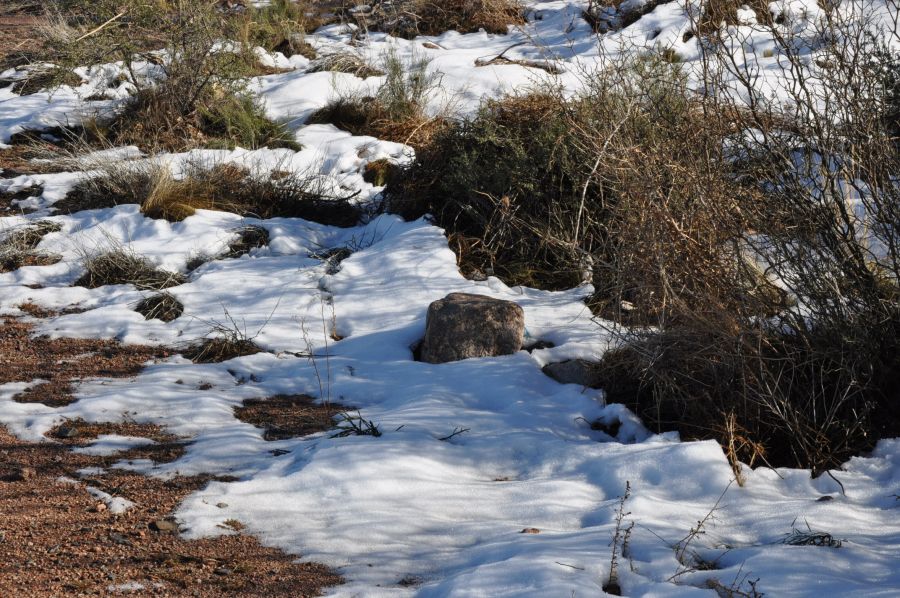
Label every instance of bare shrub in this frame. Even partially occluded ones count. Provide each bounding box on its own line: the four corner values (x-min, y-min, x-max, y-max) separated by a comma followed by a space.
598, 3, 900, 473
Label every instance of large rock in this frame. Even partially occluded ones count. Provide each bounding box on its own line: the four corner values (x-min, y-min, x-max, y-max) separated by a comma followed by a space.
420, 293, 525, 364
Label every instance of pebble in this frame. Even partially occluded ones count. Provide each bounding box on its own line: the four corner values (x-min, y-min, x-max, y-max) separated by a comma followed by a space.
150, 519, 178, 533
520, 528, 540, 534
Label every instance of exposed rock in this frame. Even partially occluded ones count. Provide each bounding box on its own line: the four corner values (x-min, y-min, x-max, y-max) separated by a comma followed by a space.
541, 359, 602, 388
150, 519, 178, 533
419, 293, 525, 364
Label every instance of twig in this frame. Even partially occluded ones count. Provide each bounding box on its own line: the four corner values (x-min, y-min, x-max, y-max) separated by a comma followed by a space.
438, 427, 470, 441
75, 10, 127, 42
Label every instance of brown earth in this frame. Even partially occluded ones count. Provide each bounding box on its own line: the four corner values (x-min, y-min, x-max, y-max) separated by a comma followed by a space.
0, 317, 343, 595
0, 317, 171, 407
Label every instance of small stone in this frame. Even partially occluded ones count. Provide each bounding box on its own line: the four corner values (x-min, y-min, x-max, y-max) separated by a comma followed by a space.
817, 495, 835, 502
91, 502, 107, 513
109, 532, 131, 546
216, 502, 229, 509
150, 519, 178, 533
55, 426, 79, 439
521, 528, 541, 534
213, 567, 233, 576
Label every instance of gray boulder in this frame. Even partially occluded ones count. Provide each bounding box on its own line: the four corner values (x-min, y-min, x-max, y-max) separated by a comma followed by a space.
420, 293, 525, 364
542, 359, 603, 388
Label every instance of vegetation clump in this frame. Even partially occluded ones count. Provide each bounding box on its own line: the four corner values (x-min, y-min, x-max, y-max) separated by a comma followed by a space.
0, 220, 63, 272
76, 248, 186, 290
308, 49, 447, 148
134, 291, 184, 322
385, 42, 900, 474
343, 0, 524, 38
65, 161, 361, 226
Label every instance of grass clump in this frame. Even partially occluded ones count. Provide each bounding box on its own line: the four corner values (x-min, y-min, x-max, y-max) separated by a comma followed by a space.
65, 160, 361, 226
306, 52, 384, 78
224, 225, 270, 259
235, 0, 320, 60
0, 220, 63, 272
134, 292, 184, 322
308, 49, 447, 148
76, 248, 186, 290
183, 336, 262, 363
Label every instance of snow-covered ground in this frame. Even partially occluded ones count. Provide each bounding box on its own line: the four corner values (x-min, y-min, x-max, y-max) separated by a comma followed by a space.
1, 1, 899, 595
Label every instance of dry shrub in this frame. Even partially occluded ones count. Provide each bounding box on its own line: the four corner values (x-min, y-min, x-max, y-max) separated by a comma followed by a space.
76, 248, 186, 290
134, 292, 184, 322
344, 0, 524, 38
388, 42, 900, 472
38, 1, 300, 153
385, 89, 608, 289
235, 0, 320, 59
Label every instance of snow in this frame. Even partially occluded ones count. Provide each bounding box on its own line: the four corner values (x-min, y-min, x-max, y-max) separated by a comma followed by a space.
1, 0, 899, 596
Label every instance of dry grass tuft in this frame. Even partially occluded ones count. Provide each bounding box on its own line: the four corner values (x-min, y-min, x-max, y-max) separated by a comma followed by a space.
63, 160, 362, 225
307, 52, 384, 78
134, 292, 184, 322
309, 49, 450, 149
224, 225, 270, 259
0, 220, 62, 272
182, 337, 262, 364
76, 248, 186, 290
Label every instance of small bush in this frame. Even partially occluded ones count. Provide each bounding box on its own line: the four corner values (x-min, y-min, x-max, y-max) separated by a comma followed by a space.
76, 249, 186, 290
385, 90, 601, 289
134, 292, 184, 322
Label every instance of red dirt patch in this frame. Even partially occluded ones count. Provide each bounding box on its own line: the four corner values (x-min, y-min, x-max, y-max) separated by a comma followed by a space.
234, 395, 344, 441
0, 425, 342, 596
0, 318, 171, 407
